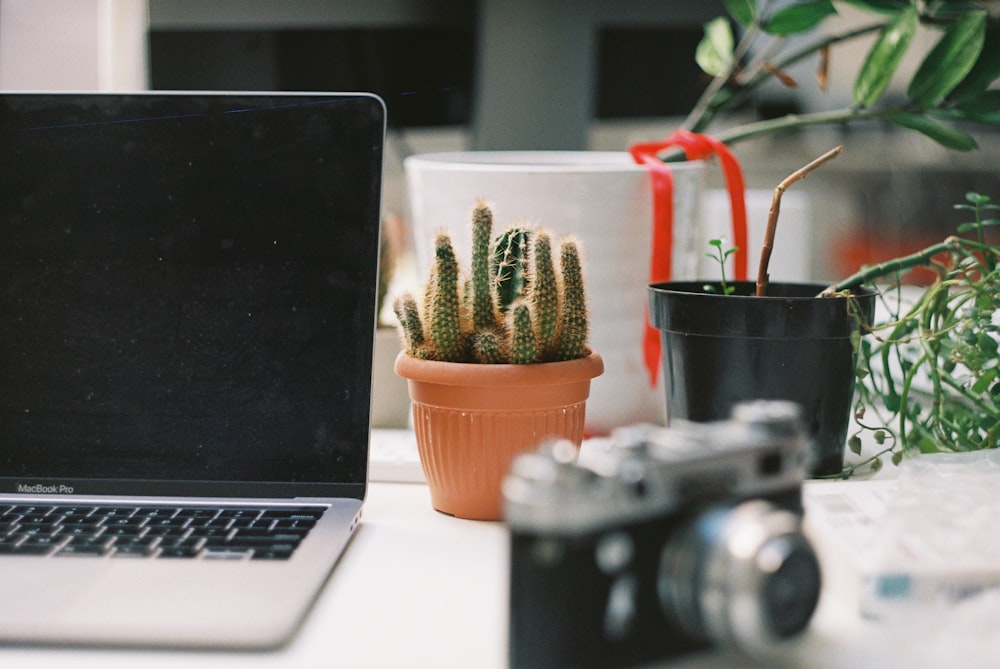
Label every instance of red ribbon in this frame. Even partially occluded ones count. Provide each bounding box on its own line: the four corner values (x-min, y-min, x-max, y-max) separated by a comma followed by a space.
629, 130, 748, 387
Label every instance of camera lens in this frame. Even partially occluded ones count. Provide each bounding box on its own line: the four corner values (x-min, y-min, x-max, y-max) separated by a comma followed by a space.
761, 534, 822, 638
657, 500, 821, 649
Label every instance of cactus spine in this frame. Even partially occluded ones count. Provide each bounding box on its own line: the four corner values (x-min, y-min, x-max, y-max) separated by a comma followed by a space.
395, 201, 589, 364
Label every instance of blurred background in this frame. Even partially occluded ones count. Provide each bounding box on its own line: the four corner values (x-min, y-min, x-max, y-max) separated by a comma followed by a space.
2, 0, 996, 283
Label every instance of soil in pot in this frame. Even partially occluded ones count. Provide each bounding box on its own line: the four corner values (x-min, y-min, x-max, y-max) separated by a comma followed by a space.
648, 281, 875, 476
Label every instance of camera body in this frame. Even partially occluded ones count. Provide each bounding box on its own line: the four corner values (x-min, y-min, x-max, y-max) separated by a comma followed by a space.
504, 401, 821, 668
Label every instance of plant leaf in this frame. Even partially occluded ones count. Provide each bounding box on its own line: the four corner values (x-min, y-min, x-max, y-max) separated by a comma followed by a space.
950, 90, 1000, 123
978, 333, 999, 358
950, 26, 1000, 103
838, 0, 911, 15
853, 5, 918, 108
957, 218, 1000, 232
926, 0, 986, 20
763, 0, 837, 36
696, 17, 735, 77
890, 112, 978, 150
908, 10, 988, 107
723, 0, 757, 27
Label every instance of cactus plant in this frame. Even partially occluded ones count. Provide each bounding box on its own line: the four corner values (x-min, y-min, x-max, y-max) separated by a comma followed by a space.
394, 201, 590, 364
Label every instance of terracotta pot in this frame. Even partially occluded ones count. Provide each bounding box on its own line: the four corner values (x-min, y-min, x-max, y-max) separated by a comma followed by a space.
394, 351, 604, 520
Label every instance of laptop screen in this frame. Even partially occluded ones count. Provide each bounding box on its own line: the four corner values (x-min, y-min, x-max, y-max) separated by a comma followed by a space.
0, 93, 384, 499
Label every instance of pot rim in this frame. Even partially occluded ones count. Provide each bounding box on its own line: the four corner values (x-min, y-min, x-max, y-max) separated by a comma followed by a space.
648, 281, 876, 338
394, 350, 604, 387
404, 151, 706, 174
648, 280, 877, 300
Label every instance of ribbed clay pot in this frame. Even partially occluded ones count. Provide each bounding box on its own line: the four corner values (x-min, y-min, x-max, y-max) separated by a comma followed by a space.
394, 351, 604, 520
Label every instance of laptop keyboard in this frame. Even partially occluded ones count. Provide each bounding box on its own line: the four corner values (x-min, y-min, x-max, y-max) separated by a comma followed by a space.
0, 503, 326, 560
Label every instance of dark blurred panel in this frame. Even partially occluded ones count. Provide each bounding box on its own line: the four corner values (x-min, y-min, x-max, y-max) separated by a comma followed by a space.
150, 29, 475, 128
596, 27, 707, 118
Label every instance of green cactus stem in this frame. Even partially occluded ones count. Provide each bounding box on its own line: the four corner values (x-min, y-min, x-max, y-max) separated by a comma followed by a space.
472, 328, 507, 364
470, 202, 498, 332
427, 232, 464, 361
508, 301, 539, 364
392, 293, 438, 359
529, 231, 559, 358
555, 237, 589, 361
492, 225, 531, 312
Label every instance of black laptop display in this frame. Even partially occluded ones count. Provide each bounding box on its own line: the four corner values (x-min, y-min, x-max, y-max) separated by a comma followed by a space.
0, 93, 383, 499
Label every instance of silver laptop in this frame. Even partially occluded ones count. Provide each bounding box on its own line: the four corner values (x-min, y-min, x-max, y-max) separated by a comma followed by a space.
0, 92, 385, 649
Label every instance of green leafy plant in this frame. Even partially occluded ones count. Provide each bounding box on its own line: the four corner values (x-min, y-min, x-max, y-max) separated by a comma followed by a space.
685, 0, 1000, 151
824, 192, 1000, 476
393, 202, 590, 364
700, 148, 999, 474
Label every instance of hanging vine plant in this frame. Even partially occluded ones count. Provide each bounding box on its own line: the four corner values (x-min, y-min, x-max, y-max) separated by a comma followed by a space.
824, 192, 1000, 475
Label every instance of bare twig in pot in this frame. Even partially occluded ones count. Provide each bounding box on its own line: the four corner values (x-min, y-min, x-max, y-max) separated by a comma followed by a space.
756, 145, 843, 297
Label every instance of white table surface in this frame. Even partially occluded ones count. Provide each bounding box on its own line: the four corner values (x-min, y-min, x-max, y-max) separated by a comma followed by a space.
4, 479, 1000, 668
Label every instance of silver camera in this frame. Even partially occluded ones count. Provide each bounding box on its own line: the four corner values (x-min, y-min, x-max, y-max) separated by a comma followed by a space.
504, 401, 821, 668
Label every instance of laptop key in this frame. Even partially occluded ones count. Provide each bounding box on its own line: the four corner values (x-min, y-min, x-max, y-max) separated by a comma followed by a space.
232, 527, 308, 539
17, 536, 65, 552
186, 527, 234, 542
205, 517, 234, 530
202, 548, 253, 560
174, 508, 219, 519
0, 543, 53, 556
217, 508, 262, 519
56, 545, 109, 557
261, 508, 324, 521
9, 505, 54, 516
158, 546, 201, 559
105, 516, 148, 530
251, 546, 296, 560
229, 517, 266, 530
57, 516, 105, 528
93, 506, 138, 518
101, 525, 147, 540
112, 540, 160, 558
52, 506, 97, 518
134, 507, 181, 519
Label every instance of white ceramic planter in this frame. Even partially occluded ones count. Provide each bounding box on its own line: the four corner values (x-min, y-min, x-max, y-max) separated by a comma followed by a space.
404, 151, 705, 433
699, 188, 815, 282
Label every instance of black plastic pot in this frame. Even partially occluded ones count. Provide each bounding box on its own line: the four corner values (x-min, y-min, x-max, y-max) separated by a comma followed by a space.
648, 281, 875, 477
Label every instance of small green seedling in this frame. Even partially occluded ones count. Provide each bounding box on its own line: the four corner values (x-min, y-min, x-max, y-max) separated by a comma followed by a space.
703, 238, 739, 295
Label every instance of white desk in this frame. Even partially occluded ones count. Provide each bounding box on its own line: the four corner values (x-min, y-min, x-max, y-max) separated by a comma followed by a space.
3, 480, 999, 668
